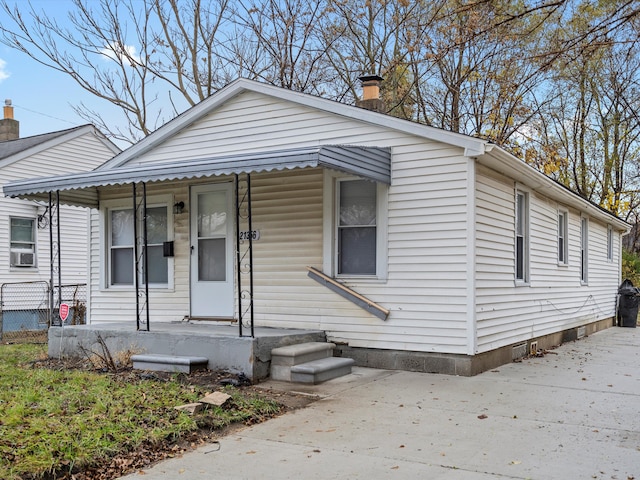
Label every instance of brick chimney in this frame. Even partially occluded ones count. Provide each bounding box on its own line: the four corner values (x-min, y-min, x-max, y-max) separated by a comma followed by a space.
356, 75, 386, 113
0, 99, 19, 141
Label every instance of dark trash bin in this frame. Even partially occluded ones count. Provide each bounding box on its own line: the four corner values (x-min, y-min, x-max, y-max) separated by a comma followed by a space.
617, 279, 639, 328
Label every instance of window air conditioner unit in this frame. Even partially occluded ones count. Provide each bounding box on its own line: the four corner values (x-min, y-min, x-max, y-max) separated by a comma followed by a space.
11, 251, 35, 267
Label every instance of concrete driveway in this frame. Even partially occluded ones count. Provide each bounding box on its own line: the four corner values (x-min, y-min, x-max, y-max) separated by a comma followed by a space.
120, 327, 640, 479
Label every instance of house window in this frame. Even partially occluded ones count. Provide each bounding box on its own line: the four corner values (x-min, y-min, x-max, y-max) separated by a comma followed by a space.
108, 204, 169, 286
515, 190, 529, 283
580, 216, 588, 283
10, 217, 36, 267
607, 225, 613, 262
337, 179, 377, 275
558, 210, 568, 265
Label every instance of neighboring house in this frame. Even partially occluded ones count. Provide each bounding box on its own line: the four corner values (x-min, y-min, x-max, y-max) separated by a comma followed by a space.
3, 78, 629, 375
0, 103, 120, 314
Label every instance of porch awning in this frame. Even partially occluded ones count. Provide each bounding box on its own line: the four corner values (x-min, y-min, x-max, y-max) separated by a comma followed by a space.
3, 145, 391, 207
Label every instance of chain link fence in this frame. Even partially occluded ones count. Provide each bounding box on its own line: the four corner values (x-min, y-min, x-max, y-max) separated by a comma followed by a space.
0, 282, 87, 344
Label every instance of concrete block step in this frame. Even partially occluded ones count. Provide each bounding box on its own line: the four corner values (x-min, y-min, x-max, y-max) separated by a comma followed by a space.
270, 342, 336, 367
131, 354, 209, 373
290, 357, 355, 384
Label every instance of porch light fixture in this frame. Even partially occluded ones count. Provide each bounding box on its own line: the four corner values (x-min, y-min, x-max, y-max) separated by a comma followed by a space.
173, 201, 185, 214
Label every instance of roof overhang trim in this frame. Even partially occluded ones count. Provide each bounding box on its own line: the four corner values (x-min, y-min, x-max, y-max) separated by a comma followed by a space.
3, 145, 391, 208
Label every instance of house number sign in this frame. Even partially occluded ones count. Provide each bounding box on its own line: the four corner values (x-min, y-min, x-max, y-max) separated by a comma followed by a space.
239, 230, 260, 241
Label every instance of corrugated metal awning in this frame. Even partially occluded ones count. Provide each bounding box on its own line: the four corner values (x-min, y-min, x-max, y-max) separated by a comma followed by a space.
3, 145, 391, 207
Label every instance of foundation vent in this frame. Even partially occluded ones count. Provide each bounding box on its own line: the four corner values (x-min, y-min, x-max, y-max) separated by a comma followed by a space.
512, 343, 527, 360
577, 326, 586, 339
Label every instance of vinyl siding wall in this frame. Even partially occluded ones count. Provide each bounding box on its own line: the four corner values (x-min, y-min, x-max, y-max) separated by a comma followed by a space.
475, 165, 620, 353
0, 132, 115, 286
88, 91, 473, 354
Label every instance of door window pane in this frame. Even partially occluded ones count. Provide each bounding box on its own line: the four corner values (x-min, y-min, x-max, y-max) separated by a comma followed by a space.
199, 238, 226, 281
198, 192, 227, 237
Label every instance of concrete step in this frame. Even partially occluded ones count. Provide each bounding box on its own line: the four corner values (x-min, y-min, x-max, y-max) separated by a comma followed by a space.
131, 354, 209, 373
271, 342, 336, 366
290, 357, 356, 384
270, 342, 336, 381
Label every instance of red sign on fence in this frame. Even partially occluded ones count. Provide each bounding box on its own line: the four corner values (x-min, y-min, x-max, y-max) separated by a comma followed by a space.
59, 303, 70, 323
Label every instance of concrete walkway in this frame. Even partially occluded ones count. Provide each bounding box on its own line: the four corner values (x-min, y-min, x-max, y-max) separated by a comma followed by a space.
120, 327, 640, 479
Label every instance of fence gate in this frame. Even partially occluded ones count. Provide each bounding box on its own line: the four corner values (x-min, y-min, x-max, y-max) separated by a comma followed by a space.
0, 282, 86, 344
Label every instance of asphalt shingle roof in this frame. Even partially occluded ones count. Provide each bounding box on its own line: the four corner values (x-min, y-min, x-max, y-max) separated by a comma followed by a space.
0, 126, 87, 161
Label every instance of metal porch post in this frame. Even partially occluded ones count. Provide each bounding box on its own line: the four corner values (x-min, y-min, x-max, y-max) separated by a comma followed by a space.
48, 192, 54, 325
246, 174, 254, 338
235, 175, 242, 337
133, 183, 140, 331
56, 190, 61, 322
142, 182, 150, 331
234, 173, 254, 338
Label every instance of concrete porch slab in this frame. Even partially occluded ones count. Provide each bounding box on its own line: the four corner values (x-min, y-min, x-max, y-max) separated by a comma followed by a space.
48, 321, 326, 381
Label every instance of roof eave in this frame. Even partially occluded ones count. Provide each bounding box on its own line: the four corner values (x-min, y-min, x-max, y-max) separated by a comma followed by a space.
478, 145, 630, 232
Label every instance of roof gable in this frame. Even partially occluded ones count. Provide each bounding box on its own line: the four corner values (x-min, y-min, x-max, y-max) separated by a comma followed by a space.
0, 125, 120, 169
99, 78, 488, 171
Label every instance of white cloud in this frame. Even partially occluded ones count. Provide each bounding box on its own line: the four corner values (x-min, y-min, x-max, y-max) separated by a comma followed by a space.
0, 59, 10, 83
100, 43, 141, 66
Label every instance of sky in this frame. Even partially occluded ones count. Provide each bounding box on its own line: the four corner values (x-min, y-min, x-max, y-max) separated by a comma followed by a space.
0, 0, 125, 143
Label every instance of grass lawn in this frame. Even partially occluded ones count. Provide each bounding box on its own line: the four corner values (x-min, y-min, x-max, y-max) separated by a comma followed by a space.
0, 343, 282, 480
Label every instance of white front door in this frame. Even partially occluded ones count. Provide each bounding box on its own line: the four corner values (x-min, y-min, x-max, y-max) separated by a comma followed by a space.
190, 183, 234, 318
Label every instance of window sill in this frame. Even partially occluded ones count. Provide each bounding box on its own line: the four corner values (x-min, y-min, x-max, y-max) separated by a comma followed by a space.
104, 285, 173, 291
336, 276, 387, 285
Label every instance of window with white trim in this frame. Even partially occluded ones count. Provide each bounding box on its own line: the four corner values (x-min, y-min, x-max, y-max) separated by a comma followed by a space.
558, 210, 568, 265
607, 225, 613, 262
107, 202, 171, 287
10, 217, 36, 267
323, 173, 387, 279
337, 179, 377, 275
515, 190, 529, 283
580, 216, 588, 283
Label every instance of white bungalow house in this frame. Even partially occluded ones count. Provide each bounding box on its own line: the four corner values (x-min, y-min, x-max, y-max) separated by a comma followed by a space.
3, 78, 629, 376
0, 103, 120, 333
